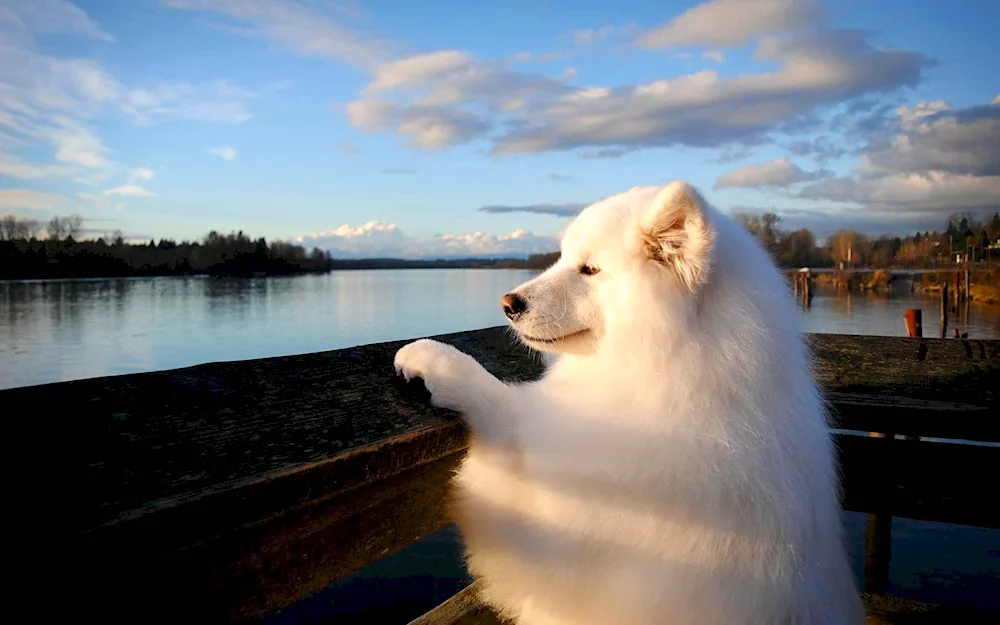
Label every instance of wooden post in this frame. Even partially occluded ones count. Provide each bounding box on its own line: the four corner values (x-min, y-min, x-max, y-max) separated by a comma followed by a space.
864, 506, 892, 594
964, 266, 971, 305
940, 283, 948, 339
867, 298, 909, 594
903, 309, 922, 338
902, 312, 922, 444
802, 269, 811, 307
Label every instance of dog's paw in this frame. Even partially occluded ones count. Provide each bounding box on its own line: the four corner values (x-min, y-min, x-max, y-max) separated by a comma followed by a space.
394, 339, 478, 410
394, 338, 464, 383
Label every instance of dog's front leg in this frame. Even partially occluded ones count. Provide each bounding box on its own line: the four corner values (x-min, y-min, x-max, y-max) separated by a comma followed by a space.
394, 339, 516, 445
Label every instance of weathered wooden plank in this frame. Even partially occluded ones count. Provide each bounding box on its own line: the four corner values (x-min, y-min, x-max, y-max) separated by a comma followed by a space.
407, 581, 1000, 625
836, 435, 996, 528
5, 327, 544, 533
70, 431, 997, 623
826, 392, 997, 442
3, 330, 995, 532
408, 581, 500, 625
863, 593, 1000, 624
85, 451, 468, 623
2, 329, 996, 623
808, 334, 998, 405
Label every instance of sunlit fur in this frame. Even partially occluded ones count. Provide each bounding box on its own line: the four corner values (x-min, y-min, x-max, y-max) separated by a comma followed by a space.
394, 181, 863, 624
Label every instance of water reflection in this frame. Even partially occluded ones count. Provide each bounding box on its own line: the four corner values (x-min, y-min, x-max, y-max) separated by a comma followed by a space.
798, 286, 998, 339
1, 271, 998, 390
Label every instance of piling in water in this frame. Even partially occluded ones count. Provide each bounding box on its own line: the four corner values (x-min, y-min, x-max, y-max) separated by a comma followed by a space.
940, 283, 948, 339
904, 309, 922, 338
902, 310, 922, 445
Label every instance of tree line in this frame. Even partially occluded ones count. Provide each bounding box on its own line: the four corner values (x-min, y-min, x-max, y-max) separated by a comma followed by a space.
0, 214, 564, 278
1, 214, 333, 280
733, 211, 1000, 269
3, 210, 998, 280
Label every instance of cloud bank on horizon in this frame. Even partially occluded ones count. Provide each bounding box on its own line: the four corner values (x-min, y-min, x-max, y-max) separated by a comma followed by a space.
1, 0, 998, 258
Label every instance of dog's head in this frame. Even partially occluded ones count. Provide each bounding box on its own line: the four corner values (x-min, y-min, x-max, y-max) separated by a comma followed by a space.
501, 181, 716, 355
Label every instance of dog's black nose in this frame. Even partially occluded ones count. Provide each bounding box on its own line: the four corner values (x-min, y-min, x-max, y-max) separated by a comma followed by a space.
501, 293, 527, 319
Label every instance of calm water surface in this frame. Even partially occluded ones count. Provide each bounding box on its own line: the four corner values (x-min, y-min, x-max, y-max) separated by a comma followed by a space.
1, 269, 998, 390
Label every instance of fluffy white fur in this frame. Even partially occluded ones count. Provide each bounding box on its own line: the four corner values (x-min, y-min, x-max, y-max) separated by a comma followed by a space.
394, 181, 863, 624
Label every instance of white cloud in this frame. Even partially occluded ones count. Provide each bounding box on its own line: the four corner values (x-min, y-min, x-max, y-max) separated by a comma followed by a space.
798, 95, 1000, 216
0, 0, 115, 42
344, 99, 396, 130
0, 40, 256, 130
0, 111, 114, 174
570, 24, 641, 46
801, 172, 1000, 212
507, 51, 568, 64
0, 153, 75, 179
166, 0, 922, 158
162, 0, 394, 69
45, 116, 113, 168
638, 0, 822, 50
293, 221, 559, 258
347, 97, 494, 149
395, 109, 492, 149
128, 167, 156, 182
365, 50, 472, 93
859, 101, 1000, 177
334, 2, 925, 155
104, 184, 157, 198
75, 191, 124, 211
346, 52, 573, 150
0, 3, 263, 211
702, 50, 725, 63
0, 188, 69, 210
210, 145, 238, 160
121, 80, 256, 125
0, 44, 121, 115
492, 29, 927, 155
435, 229, 558, 257
715, 157, 826, 188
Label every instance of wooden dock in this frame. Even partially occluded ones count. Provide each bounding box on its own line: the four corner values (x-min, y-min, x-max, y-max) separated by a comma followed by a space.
3, 328, 997, 623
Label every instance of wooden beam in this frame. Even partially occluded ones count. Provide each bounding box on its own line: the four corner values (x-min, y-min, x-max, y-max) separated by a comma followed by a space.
827, 392, 997, 442
407, 581, 1000, 625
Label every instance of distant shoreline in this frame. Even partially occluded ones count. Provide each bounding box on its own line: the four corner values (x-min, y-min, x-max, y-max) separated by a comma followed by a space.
0, 244, 562, 280
8, 258, 993, 282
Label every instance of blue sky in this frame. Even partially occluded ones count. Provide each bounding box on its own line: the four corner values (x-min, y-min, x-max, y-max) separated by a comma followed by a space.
1, 0, 998, 258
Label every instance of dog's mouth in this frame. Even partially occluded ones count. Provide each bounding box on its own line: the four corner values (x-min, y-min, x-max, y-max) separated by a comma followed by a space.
520, 328, 590, 344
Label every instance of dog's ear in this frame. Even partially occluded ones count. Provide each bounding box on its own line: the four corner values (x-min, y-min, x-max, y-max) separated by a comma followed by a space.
640, 181, 714, 291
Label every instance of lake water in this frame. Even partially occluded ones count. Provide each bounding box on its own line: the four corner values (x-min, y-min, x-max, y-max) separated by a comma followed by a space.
1, 269, 999, 390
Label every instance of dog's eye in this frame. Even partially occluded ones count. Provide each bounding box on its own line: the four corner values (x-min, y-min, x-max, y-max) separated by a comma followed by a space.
579, 264, 601, 276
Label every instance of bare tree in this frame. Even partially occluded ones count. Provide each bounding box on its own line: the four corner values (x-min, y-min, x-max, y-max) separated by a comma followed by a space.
65, 214, 84, 239
47, 217, 67, 240
45, 214, 85, 240
830, 229, 871, 267
1, 215, 40, 240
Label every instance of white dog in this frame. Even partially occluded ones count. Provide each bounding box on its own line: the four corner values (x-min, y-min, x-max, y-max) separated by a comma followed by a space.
394, 181, 863, 624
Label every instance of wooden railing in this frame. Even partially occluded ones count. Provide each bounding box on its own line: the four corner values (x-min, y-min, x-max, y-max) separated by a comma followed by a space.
5, 329, 997, 623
